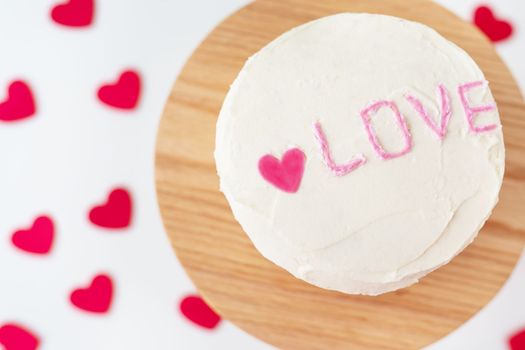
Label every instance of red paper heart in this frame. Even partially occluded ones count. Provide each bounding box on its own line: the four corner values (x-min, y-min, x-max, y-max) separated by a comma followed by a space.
88, 188, 132, 229
70, 274, 113, 314
179, 295, 221, 330
0, 323, 40, 350
510, 328, 525, 350
11, 216, 54, 255
0, 81, 36, 123
51, 0, 94, 28
97, 70, 141, 110
474, 6, 514, 43
258, 148, 306, 193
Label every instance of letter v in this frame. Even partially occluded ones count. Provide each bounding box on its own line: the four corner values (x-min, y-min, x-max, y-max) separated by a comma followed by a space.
405, 84, 451, 140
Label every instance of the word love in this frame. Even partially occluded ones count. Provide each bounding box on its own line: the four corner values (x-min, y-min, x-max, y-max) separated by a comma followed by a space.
315, 80, 498, 176
258, 80, 498, 193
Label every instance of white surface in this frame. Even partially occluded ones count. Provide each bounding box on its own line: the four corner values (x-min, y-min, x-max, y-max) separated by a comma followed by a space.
216, 13, 504, 295
0, 0, 523, 349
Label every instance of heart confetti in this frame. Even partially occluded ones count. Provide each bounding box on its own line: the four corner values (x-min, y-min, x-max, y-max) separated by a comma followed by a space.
88, 188, 132, 229
509, 328, 525, 350
179, 295, 222, 330
0, 323, 40, 350
51, 0, 94, 28
0, 81, 36, 123
473, 5, 514, 43
11, 216, 54, 255
97, 70, 141, 110
70, 274, 114, 314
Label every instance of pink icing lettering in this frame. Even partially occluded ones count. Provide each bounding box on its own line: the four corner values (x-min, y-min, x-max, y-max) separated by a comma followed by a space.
313, 121, 367, 176
405, 84, 451, 140
257, 82, 498, 187
360, 100, 413, 160
458, 80, 498, 133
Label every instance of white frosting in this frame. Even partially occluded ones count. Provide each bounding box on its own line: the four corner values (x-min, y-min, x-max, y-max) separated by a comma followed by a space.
215, 13, 505, 295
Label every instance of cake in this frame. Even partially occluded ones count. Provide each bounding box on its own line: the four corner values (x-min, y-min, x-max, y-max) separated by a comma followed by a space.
214, 13, 505, 295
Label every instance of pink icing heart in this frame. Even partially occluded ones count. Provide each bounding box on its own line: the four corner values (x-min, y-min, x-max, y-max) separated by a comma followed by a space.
258, 148, 305, 193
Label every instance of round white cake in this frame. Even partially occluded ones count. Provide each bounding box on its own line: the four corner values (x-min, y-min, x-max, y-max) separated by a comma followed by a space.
215, 13, 505, 295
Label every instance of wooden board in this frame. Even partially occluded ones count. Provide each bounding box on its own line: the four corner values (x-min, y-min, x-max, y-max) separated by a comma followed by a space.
155, 0, 525, 348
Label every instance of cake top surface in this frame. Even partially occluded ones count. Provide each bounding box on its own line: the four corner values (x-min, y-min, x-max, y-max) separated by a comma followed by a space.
215, 13, 504, 295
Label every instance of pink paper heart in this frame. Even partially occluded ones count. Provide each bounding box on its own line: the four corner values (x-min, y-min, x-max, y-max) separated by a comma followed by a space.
70, 274, 113, 314
258, 148, 306, 193
0, 323, 40, 350
179, 295, 221, 330
51, 0, 94, 28
474, 5, 514, 43
11, 216, 54, 255
88, 188, 132, 229
97, 70, 141, 110
509, 328, 525, 350
0, 81, 36, 123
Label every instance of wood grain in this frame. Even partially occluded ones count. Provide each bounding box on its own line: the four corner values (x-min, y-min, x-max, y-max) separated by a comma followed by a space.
155, 0, 525, 348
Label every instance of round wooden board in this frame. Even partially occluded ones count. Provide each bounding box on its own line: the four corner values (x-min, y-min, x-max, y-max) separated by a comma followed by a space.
156, 0, 525, 349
